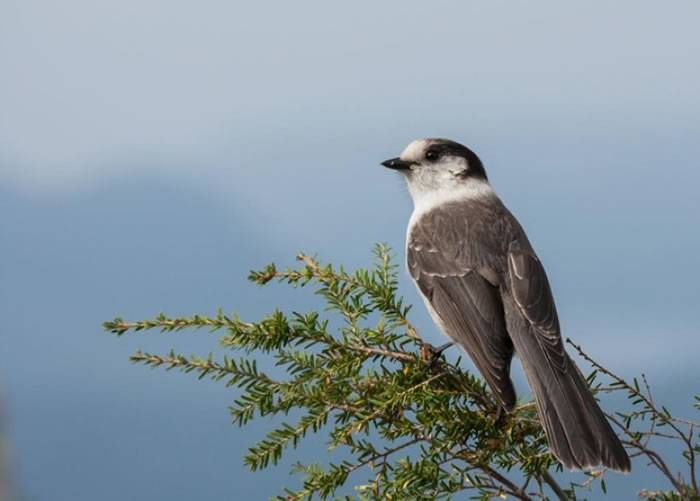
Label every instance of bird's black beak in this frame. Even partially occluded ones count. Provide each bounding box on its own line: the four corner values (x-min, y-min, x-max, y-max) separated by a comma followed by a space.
381, 157, 412, 171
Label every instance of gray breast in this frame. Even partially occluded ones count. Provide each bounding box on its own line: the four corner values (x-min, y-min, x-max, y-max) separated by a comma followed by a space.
407, 199, 521, 282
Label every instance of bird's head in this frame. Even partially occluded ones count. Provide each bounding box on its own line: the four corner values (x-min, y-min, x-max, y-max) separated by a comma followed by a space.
381, 138, 490, 203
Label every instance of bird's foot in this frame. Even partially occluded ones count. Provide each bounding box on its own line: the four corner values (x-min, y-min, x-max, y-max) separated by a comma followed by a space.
420, 342, 454, 367
493, 405, 509, 427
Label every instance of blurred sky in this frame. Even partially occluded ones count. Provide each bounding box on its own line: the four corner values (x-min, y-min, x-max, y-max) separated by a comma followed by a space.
1, 1, 699, 499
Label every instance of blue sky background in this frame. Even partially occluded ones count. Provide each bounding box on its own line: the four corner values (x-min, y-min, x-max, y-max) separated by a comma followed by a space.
1, 1, 699, 499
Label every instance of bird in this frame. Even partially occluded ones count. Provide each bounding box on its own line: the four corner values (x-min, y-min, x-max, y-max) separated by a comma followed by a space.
382, 138, 631, 472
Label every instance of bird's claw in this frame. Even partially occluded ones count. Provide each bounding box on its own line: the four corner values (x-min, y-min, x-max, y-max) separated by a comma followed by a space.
494, 405, 509, 427
420, 342, 454, 367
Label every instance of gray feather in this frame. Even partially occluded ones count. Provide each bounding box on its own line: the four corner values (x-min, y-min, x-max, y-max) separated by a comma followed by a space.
408, 199, 631, 472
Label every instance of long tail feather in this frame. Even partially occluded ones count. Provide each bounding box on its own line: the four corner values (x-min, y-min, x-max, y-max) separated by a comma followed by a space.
512, 327, 631, 472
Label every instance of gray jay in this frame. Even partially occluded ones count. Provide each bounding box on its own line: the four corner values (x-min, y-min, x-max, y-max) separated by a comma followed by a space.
382, 138, 630, 472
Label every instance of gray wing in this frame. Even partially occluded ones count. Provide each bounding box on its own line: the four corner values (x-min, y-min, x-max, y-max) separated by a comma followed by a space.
504, 242, 631, 471
506, 244, 567, 372
408, 220, 516, 410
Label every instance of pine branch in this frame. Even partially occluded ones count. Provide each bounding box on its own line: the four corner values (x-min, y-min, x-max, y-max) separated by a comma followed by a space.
107, 245, 699, 500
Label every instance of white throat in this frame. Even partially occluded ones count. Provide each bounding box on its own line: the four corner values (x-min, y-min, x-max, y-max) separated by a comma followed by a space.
407, 177, 496, 220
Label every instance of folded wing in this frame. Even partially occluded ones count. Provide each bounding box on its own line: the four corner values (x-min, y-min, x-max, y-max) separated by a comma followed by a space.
407, 235, 516, 410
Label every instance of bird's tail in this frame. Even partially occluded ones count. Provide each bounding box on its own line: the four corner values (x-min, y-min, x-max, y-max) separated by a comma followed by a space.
515, 335, 631, 472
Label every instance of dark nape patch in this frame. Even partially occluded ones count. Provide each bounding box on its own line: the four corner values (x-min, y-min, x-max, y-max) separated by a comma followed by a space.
427, 138, 488, 180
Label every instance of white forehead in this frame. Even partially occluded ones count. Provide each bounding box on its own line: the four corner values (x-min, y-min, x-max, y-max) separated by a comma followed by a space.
399, 139, 430, 163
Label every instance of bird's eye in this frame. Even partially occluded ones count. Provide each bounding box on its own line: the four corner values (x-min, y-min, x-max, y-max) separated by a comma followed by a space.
425, 150, 440, 161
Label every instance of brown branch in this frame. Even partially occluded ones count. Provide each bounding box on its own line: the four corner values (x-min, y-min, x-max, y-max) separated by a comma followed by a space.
345, 344, 414, 362
605, 409, 685, 494
567, 338, 691, 435
479, 464, 533, 501
641, 374, 657, 450
443, 447, 533, 500
351, 373, 445, 432
540, 470, 568, 501
689, 423, 698, 494
569, 338, 698, 496
630, 444, 684, 494
345, 436, 423, 475
295, 253, 423, 342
